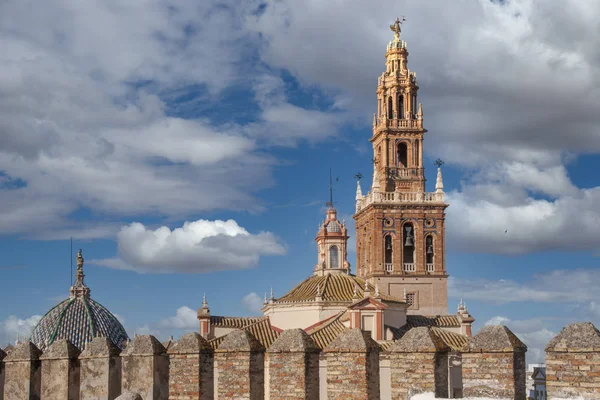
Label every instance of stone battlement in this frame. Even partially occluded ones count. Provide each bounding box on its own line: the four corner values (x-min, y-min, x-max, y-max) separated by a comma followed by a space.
0, 322, 596, 399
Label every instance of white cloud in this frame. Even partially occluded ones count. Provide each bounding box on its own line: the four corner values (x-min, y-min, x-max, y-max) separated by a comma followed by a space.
241, 292, 264, 314
157, 306, 197, 330
450, 269, 600, 306
483, 316, 556, 364
0, 315, 41, 348
94, 219, 287, 273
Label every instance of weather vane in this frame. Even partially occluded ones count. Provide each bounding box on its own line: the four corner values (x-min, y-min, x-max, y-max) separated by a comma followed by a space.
326, 167, 334, 208
434, 158, 445, 168
354, 172, 363, 181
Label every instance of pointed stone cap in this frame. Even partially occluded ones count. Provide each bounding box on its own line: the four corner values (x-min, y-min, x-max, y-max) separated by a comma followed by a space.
4, 340, 43, 362
390, 327, 450, 353
116, 391, 143, 400
3, 344, 14, 354
324, 328, 379, 353
468, 325, 527, 352
168, 332, 212, 354
121, 335, 166, 356
79, 337, 121, 359
268, 329, 320, 353
40, 339, 81, 360
546, 322, 600, 352
216, 330, 265, 353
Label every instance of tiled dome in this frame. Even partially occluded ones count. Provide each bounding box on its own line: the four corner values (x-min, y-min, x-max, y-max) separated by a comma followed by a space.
30, 250, 129, 351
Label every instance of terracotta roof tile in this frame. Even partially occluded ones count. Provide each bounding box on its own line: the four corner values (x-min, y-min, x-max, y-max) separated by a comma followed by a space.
305, 311, 349, 349
406, 315, 460, 328
431, 327, 469, 351
208, 317, 281, 350
210, 316, 266, 329
276, 274, 404, 304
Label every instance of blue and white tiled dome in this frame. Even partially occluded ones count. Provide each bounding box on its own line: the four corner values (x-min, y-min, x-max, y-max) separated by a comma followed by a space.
30, 250, 129, 351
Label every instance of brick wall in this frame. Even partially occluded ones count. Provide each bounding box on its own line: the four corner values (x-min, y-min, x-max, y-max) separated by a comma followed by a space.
546, 322, 600, 399
267, 329, 320, 400
215, 330, 265, 400
324, 328, 379, 400
462, 325, 526, 399
389, 327, 449, 399
168, 332, 213, 400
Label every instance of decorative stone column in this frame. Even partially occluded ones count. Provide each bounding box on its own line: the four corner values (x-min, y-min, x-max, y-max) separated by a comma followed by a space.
3, 341, 42, 399
546, 322, 600, 399
0, 347, 6, 400
121, 335, 169, 400
79, 337, 122, 400
267, 329, 320, 400
40, 339, 81, 400
323, 328, 380, 400
389, 327, 450, 399
215, 330, 265, 400
462, 325, 527, 399
168, 332, 214, 400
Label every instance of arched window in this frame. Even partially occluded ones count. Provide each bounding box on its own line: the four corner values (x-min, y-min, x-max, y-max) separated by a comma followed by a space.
397, 142, 408, 167
397, 94, 404, 119
403, 223, 415, 265
384, 235, 393, 272
387, 96, 393, 118
412, 95, 417, 117
329, 245, 339, 269
426, 235, 434, 265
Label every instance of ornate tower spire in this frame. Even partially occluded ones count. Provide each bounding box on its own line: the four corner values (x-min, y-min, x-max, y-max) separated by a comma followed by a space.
353, 20, 450, 316
69, 249, 90, 298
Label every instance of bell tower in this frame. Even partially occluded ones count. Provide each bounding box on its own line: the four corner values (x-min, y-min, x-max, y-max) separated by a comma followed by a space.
354, 18, 449, 316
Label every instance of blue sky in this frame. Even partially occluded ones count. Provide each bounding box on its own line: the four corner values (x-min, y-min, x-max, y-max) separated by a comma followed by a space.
1, 0, 600, 363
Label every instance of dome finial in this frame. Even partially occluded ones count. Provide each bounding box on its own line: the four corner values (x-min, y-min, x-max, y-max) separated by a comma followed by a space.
70, 248, 90, 298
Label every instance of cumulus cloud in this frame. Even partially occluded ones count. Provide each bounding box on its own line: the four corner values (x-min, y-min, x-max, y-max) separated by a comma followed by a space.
157, 306, 198, 330
483, 316, 556, 363
0, 315, 41, 348
248, 0, 600, 254
94, 219, 287, 273
241, 292, 264, 314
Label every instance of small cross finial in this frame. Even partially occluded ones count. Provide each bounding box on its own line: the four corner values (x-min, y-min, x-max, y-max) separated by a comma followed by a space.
390, 17, 406, 38
434, 158, 445, 168
202, 293, 208, 308
354, 172, 363, 181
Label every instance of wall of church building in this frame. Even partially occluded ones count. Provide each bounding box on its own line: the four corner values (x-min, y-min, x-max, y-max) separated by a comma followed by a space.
263, 303, 347, 331
385, 277, 448, 316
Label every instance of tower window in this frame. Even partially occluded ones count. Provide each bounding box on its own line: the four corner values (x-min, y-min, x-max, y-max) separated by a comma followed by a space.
397, 94, 404, 119
329, 245, 339, 269
426, 235, 434, 265
403, 223, 415, 265
384, 235, 393, 271
397, 142, 408, 167
387, 96, 393, 118
415, 140, 420, 167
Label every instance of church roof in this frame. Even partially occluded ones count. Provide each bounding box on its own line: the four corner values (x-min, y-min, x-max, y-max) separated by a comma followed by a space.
305, 311, 349, 349
275, 273, 404, 304
29, 250, 128, 351
208, 316, 281, 350
405, 314, 461, 328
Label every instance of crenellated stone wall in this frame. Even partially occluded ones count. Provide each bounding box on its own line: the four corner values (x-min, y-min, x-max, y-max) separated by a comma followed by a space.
545, 322, 600, 400
18, 323, 600, 400
324, 328, 380, 400
462, 325, 527, 400
40, 339, 81, 400
167, 332, 213, 400
267, 329, 320, 400
389, 327, 449, 399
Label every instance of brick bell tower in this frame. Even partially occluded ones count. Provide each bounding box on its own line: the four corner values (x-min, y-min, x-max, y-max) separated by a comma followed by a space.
354, 18, 449, 316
